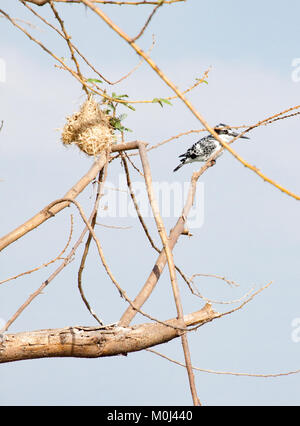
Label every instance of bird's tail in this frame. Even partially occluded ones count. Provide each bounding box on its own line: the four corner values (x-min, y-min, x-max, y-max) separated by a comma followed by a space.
173, 162, 184, 172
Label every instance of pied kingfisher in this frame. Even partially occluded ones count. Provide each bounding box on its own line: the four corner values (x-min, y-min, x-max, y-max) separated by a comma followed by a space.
173, 123, 250, 172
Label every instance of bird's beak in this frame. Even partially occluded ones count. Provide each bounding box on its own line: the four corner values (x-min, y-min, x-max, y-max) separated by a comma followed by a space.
231, 131, 250, 139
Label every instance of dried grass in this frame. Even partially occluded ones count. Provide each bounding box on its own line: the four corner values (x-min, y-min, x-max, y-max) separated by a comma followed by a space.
61, 96, 115, 156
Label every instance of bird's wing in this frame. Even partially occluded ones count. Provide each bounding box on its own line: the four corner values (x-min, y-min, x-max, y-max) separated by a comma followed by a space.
179, 136, 213, 159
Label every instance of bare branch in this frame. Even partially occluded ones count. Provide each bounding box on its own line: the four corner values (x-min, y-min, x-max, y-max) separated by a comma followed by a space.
0, 305, 216, 364
111, 140, 147, 152
0, 215, 74, 286
21, 1, 156, 86
48, 0, 89, 94
131, 1, 163, 42
23, 0, 185, 5
78, 162, 109, 326
147, 348, 300, 379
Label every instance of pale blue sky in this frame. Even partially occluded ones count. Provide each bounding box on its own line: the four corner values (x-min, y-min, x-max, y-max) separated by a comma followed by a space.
1, 0, 300, 406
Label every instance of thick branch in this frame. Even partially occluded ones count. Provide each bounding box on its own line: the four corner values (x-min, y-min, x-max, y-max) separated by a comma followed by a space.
111, 140, 147, 152
23, 0, 49, 4
0, 304, 217, 364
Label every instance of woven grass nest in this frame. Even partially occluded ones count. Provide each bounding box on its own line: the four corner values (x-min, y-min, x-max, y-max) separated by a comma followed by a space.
61, 96, 115, 156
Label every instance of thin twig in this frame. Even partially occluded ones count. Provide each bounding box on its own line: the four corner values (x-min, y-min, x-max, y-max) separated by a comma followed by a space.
147, 348, 300, 379
124, 151, 144, 176
49, 0, 89, 94
0, 215, 73, 286
214, 281, 273, 321
110, 34, 156, 85
131, 1, 163, 42
77, 162, 108, 326
190, 273, 240, 288
96, 222, 132, 229
184, 273, 258, 306
121, 153, 159, 250
0, 216, 90, 334
145, 104, 300, 154
22, 1, 156, 86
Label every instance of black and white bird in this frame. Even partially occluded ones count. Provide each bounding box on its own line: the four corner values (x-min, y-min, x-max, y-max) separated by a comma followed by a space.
173, 123, 250, 172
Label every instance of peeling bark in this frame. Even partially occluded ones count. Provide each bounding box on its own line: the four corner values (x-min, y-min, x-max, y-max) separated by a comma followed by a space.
0, 305, 218, 363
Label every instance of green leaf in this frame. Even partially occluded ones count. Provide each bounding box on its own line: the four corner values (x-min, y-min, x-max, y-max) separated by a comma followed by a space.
112, 93, 129, 99
196, 78, 208, 84
114, 122, 122, 130
160, 98, 172, 105
123, 103, 136, 111
110, 117, 132, 133
152, 97, 172, 107
87, 78, 103, 84
152, 98, 163, 107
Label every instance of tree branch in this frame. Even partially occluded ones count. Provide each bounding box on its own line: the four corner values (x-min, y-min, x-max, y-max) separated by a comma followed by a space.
22, 0, 185, 5
0, 304, 218, 364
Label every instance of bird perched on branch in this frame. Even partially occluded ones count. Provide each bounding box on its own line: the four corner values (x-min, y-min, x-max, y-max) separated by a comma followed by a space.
173, 123, 250, 172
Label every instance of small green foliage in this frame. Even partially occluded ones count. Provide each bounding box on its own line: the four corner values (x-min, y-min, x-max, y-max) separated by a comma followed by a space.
123, 103, 136, 111
102, 92, 135, 132
152, 97, 172, 107
196, 78, 208, 84
87, 78, 103, 84
111, 93, 128, 99
109, 115, 132, 133
110, 93, 136, 111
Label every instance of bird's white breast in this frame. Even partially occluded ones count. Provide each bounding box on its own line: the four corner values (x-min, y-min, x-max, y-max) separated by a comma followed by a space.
218, 134, 233, 143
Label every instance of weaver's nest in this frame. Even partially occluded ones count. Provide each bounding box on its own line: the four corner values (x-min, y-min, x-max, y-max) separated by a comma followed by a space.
61, 96, 115, 156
